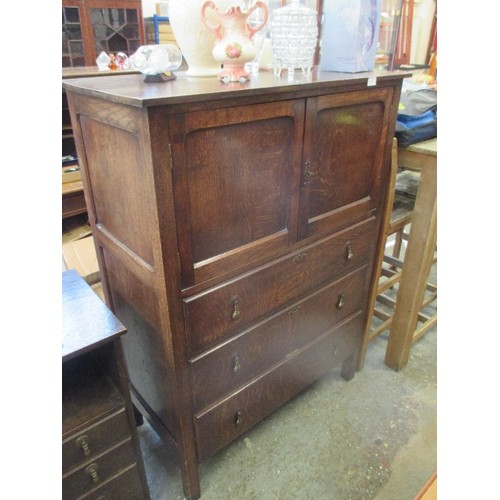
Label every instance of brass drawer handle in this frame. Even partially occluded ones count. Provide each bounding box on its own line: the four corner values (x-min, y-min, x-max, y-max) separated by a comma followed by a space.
85, 463, 100, 483
233, 354, 242, 373
234, 410, 244, 428
345, 242, 354, 261
293, 252, 307, 262
231, 298, 241, 321
336, 294, 345, 309
76, 435, 91, 457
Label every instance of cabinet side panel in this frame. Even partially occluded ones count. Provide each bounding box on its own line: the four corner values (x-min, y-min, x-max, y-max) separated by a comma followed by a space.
103, 248, 178, 437
79, 115, 155, 266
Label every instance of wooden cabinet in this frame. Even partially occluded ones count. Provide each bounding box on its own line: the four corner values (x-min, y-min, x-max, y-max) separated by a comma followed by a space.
62, 0, 145, 68
63, 70, 405, 499
62, 270, 150, 499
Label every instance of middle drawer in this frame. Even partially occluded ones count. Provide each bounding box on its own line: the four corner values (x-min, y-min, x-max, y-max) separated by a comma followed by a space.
190, 265, 370, 412
184, 216, 376, 355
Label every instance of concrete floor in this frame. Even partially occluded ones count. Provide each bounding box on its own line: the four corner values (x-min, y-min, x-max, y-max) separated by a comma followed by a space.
136, 312, 437, 500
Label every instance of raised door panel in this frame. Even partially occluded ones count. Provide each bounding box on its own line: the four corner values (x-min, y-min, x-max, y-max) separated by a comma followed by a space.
169, 100, 305, 288
298, 87, 395, 239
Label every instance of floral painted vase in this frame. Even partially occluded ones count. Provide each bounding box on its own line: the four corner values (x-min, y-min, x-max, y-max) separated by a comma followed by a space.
200, 1, 268, 83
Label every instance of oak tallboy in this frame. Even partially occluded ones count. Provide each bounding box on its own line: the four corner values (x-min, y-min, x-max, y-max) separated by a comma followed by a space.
63, 69, 406, 499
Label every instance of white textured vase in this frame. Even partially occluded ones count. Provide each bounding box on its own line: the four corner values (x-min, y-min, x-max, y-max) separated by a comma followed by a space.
169, 0, 235, 77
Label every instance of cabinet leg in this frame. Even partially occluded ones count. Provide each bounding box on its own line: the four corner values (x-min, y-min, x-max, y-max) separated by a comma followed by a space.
133, 405, 144, 426
340, 353, 356, 381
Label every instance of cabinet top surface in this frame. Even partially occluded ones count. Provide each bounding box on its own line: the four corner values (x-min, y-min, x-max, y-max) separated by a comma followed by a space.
62, 270, 126, 362
62, 69, 410, 108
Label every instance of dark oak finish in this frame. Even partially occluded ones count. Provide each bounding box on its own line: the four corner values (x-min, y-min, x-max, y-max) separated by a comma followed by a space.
62, 270, 150, 499
63, 69, 407, 499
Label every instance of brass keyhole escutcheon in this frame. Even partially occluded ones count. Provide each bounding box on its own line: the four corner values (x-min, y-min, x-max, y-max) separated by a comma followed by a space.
234, 410, 243, 427
303, 160, 313, 186
76, 435, 91, 456
336, 294, 345, 309
345, 242, 354, 261
231, 298, 241, 321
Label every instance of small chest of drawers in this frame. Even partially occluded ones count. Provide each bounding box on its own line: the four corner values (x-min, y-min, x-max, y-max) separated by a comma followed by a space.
62, 270, 150, 499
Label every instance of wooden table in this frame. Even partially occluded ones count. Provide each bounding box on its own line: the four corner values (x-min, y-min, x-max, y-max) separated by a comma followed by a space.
385, 138, 437, 371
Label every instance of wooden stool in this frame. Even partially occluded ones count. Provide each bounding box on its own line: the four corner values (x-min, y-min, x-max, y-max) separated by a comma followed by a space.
358, 138, 437, 371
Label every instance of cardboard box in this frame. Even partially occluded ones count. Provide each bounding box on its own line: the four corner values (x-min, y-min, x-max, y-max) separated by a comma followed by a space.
320, 0, 381, 73
62, 235, 100, 285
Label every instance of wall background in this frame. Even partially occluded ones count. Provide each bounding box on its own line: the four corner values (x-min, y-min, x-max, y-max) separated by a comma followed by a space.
142, 0, 435, 65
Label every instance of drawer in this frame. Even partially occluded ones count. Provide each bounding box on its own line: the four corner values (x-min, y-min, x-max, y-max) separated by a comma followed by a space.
184, 217, 376, 355
72, 463, 146, 499
193, 313, 363, 460
62, 438, 136, 499
190, 265, 370, 411
62, 408, 130, 473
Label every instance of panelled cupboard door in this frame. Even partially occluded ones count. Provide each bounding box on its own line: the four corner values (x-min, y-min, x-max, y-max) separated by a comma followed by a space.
298, 87, 395, 239
169, 100, 306, 289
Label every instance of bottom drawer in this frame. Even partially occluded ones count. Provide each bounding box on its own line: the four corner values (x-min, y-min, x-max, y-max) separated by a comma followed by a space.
63, 438, 136, 499
76, 463, 146, 499
193, 313, 363, 460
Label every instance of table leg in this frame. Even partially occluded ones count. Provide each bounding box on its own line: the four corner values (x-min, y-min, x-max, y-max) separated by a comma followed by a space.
385, 159, 437, 371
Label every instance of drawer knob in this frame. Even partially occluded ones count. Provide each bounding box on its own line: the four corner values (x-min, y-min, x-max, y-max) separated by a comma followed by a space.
231, 298, 241, 321
345, 242, 354, 261
234, 410, 244, 427
336, 294, 345, 309
85, 463, 100, 483
233, 355, 242, 373
76, 435, 91, 457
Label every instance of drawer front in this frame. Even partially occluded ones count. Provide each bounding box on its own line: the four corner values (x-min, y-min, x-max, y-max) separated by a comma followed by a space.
62, 408, 130, 473
73, 463, 146, 499
63, 438, 136, 498
190, 266, 370, 411
194, 313, 363, 460
184, 217, 376, 355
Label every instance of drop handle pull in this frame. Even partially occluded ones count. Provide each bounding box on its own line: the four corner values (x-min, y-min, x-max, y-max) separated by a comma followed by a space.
85, 463, 100, 483
336, 294, 345, 309
345, 242, 354, 261
233, 354, 242, 373
231, 298, 241, 321
76, 435, 91, 457
234, 410, 244, 427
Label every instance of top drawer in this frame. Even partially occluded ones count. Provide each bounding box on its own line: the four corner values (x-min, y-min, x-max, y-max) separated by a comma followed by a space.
183, 217, 376, 355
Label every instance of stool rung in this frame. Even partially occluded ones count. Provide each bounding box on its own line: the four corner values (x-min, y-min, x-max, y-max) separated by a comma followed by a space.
368, 318, 393, 341
373, 307, 391, 321
377, 294, 397, 309
413, 315, 437, 342
378, 274, 401, 293
383, 255, 404, 269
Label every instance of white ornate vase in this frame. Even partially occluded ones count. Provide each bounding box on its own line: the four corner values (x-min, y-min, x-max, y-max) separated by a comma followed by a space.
169, 0, 234, 77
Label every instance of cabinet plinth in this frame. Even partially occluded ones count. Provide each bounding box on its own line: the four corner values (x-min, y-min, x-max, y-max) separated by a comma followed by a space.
63, 70, 406, 500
